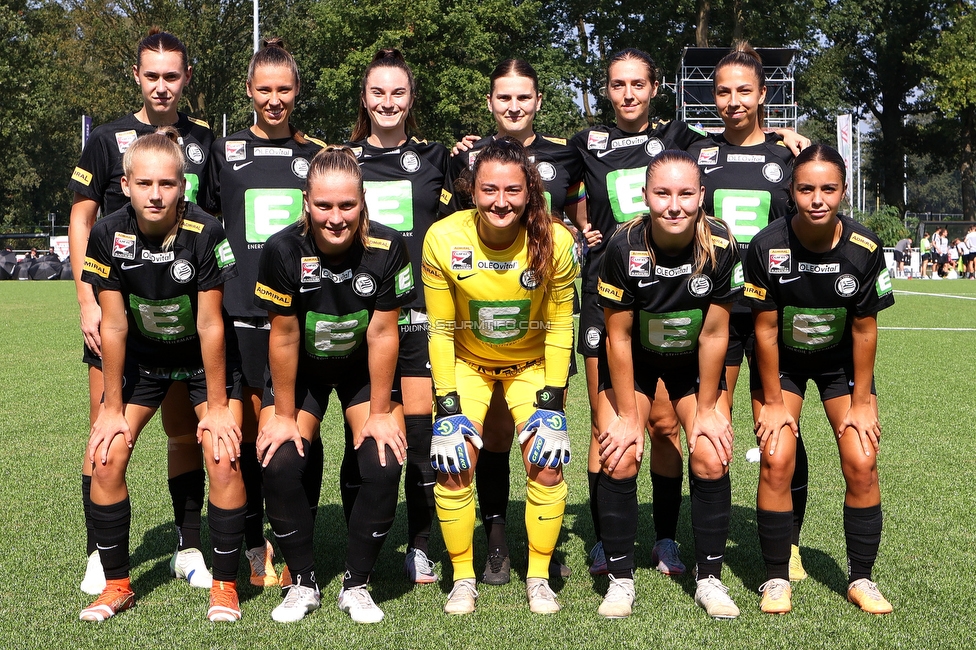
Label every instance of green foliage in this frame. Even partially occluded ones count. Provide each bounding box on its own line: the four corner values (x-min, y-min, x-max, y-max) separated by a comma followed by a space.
857, 205, 909, 246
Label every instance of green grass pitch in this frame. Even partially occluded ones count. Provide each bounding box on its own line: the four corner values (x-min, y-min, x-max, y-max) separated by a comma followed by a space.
0, 279, 973, 648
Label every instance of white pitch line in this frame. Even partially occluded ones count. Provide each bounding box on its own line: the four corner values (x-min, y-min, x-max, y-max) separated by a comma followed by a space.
894, 289, 976, 301
880, 327, 976, 331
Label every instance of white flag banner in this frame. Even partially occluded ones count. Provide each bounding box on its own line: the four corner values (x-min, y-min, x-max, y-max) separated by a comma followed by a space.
836, 114, 853, 204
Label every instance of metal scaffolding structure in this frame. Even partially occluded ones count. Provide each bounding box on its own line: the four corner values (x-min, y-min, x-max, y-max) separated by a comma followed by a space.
672, 47, 798, 132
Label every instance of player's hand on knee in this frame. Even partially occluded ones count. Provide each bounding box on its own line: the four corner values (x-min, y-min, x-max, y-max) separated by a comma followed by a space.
754, 402, 798, 456
689, 407, 733, 466
257, 412, 303, 467
198, 403, 242, 463
430, 392, 480, 474
600, 414, 643, 470
88, 409, 132, 466
358, 412, 406, 467
837, 403, 881, 456
519, 386, 571, 469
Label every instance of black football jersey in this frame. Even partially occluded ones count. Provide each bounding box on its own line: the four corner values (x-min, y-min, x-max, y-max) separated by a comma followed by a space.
597, 218, 742, 369
68, 112, 213, 214
743, 215, 895, 372
205, 129, 325, 318
254, 222, 415, 380
447, 132, 584, 216
570, 120, 708, 293
346, 137, 452, 313
81, 202, 237, 368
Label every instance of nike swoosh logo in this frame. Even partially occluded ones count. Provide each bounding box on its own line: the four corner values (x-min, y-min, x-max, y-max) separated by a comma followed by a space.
420, 481, 436, 487
456, 273, 476, 281
344, 482, 360, 488
372, 530, 390, 538
608, 555, 626, 562
120, 262, 143, 270
213, 548, 237, 555
706, 554, 724, 561
233, 161, 253, 170
704, 166, 723, 174
595, 150, 614, 158
299, 285, 320, 293
275, 529, 299, 538
779, 277, 800, 284
848, 380, 855, 387
638, 279, 659, 287
538, 515, 562, 521
96, 544, 118, 550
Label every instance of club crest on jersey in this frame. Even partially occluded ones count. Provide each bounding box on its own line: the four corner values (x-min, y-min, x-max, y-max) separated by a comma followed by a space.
645, 138, 665, 157
628, 251, 651, 277
112, 233, 136, 260
225, 140, 246, 162
301, 257, 320, 283
768, 249, 791, 274
835, 274, 859, 297
585, 327, 601, 349
292, 157, 310, 179
353, 273, 376, 297
142, 250, 175, 264
688, 274, 713, 297
697, 147, 719, 166
762, 162, 784, 183
185, 143, 205, 165
587, 131, 609, 151
115, 130, 137, 153
520, 270, 540, 290
450, 248, 473, 271
466, 149, 481, 170
170, 259, 195, 284
400, 151, 421, 173
536, 161, 556, 182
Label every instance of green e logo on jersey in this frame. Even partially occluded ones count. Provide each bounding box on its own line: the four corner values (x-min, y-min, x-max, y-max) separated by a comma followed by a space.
606, 167, 648, 223
876, 268, 893, 296
395, 265, 414, 297
364, 180, 414, 232
129, 294, 196, 341
184, 173, 200, 204
469, 299, 531, 344
215, 240, 236, 269
731, 262, 744, 289
244, 188, 303, 244
639, 309, 703, 353
305, 309, 368, 358
782, 306, 847, 351
714, 189, 771, 243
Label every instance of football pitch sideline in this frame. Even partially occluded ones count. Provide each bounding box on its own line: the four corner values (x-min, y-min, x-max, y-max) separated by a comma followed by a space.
0, 280, 972, 649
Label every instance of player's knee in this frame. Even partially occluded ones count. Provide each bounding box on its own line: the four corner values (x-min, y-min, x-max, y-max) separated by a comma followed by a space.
356, 438, 402, 488
261, 440, 307, 487
759, 455, 794, 492
689, 445, 726, 479
841, 458, 878, 494
604, 446, 640, 478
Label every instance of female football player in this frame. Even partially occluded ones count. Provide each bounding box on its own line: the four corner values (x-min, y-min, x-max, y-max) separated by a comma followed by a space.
255, 146, 413, 624
68, 28, 214, 596
343, 49, 452, 584
423, 138, 578, 615
595, 150, 741, 619
686, 42, 809, 580
79, 128, 246, 622
746, 144, 894, 615
449, 58, 583, 585
206, 38, 325, 588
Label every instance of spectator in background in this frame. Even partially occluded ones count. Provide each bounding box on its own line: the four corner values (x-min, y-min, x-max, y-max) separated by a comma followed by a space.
951, 238, 966, 278
919, 232, 932, 279
964, 226, 976, 279
893, 237, 911, 278
25, 248, 38, 260
933, 228, 949, 278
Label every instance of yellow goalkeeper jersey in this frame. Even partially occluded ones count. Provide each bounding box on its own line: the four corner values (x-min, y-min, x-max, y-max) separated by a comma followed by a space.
422, 209, 578, 395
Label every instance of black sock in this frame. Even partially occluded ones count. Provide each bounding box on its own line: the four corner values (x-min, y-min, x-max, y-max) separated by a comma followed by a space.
168, 469, 205, 551
690, 472, 731, 581
597, 472, 638, 578
303, 437, 324, 524
476, 449, 510, 554
208, 501, 246, 582
588, 470, 601, 543
91, 498, 131, 580
344, 438, 401, 588
791, 429, 808, 546
757, 509, 792, 582
263, 439, 316, 583
82, 474, 96, 556
651, 471, 682, 541
845, 504, 883, 582
238, 442, 266, 550
404, 414, 436, 553
339, 420, 361, 525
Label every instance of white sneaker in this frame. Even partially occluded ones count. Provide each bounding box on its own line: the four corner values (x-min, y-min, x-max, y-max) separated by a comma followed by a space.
694, 576, 740, 619
272, 578, 321, 622
404, 548, 437, 584
526, 577, 561, 614
170, 548, 213, 588
444, 578, 478, 615
80, 551, 106, 595
337, 585, 384, 623
598, 575, 635, 618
